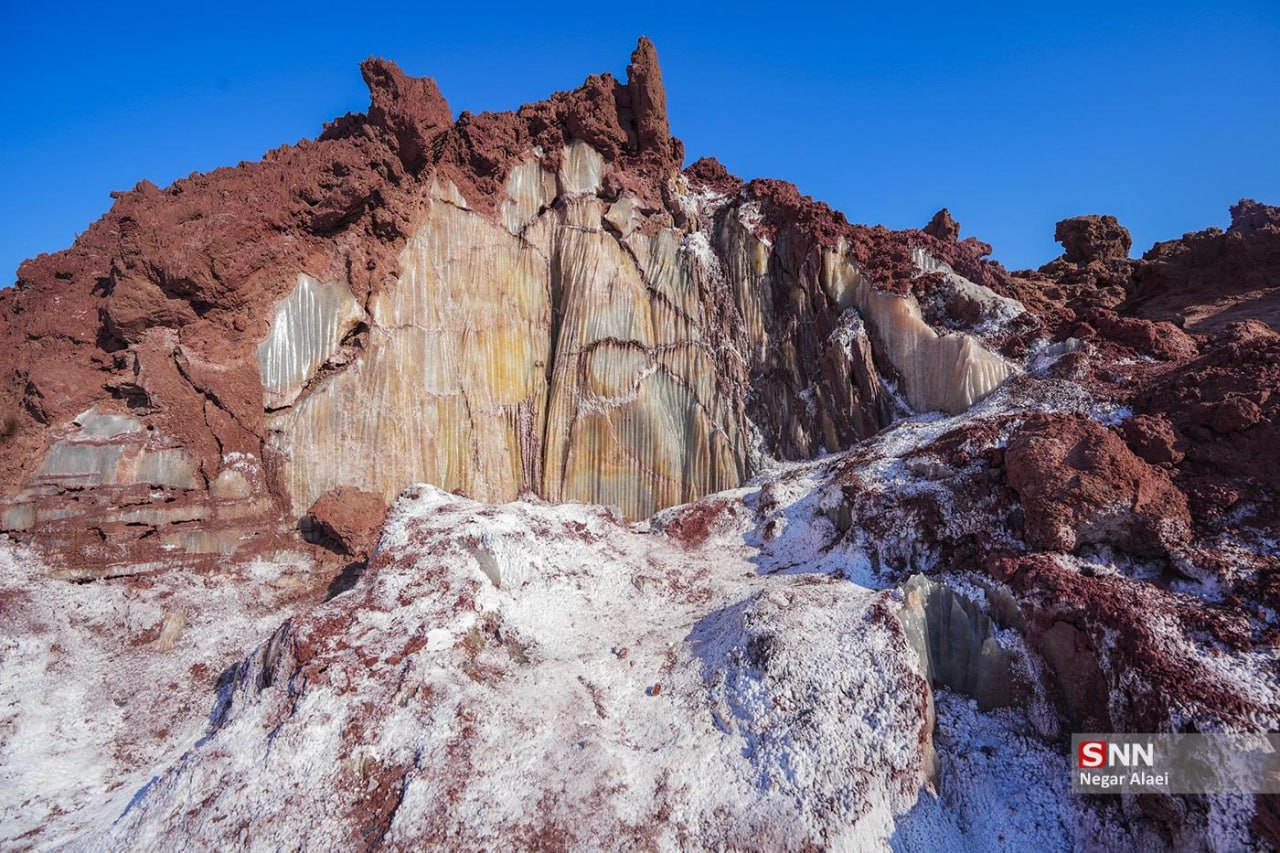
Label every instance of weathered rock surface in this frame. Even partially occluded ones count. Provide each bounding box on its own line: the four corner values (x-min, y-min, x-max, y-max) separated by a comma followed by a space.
1054, 214, 1132, 264
923, 208, 960, 242
1005, 412, 1191, 556
1134, 319, 1280, 529
0, 38, 1022, 570
1033, 215, 1137, 306
10, 362, 1272, 848
303, 486, 388, 558
1128, 199, 1280, 331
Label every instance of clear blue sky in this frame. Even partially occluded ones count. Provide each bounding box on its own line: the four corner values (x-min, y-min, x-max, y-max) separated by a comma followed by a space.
2, 1, 1278, 283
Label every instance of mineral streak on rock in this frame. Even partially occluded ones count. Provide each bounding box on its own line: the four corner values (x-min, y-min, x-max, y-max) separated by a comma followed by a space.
820, 244, 1017, 414
266, 184, 555, 513
257, 274, 364, 410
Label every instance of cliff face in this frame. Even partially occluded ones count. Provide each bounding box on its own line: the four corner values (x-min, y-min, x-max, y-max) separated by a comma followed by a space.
0, 38, 1019, 569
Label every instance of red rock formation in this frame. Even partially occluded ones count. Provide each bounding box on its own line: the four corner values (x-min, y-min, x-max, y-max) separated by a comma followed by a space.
2, 37, 1279, 848
360, 58, 452, 173
0, 38, 1028, 572
304, 486, 389, 558
1127, 199, 1280, 331
1134, 319, 1280, 527
1120, 413, 1184, 466
988, 552, 1272, 732
923, 208, 960, 242
1054, 214, 1132, 264
1005, 413, 1190, 556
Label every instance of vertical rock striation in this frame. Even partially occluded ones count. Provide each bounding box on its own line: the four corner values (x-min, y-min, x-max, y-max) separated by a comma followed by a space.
0, 38, 1021, 569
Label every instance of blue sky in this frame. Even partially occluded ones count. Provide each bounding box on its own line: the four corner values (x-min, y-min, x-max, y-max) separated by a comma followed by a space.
1, 1, 1277, 282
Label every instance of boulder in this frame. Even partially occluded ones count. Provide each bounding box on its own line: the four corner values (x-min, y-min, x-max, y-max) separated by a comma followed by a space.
1054, 214, 1132, 264
304, 487, 389, 558
1005, 413, 1190, 555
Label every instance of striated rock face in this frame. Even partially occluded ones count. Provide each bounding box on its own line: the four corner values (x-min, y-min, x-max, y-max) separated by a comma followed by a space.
255, 121, 1021, 522
896, 574, 1020, 711
258, 274, 365, 410
0, 38, 1021, 566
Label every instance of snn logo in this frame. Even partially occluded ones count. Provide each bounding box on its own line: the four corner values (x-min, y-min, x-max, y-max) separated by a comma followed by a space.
1078, 740, 1155, 769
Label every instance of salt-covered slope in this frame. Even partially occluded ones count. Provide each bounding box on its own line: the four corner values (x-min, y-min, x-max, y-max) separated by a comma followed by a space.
0, 541, 332, 848
106, 486, 937, 849
4, 354, 1275, 848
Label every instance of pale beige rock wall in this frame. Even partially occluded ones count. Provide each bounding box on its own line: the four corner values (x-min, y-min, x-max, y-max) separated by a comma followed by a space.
266, 187, 553, 513
259, 143, 1021, 520
821, 244, 1016, 414
263, 145, 755, 519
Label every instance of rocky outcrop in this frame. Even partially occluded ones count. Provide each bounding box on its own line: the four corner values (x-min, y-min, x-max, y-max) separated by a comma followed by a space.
0, 38, 1024, 572
1127, 199, 1280, 331
1054, 214, 1132, 264
922, 208, 960, 242
360, 58, 453, 173
1134, 319, 1280, 529
1005, 413, 1191, 556
1031, 214, 1136, 305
